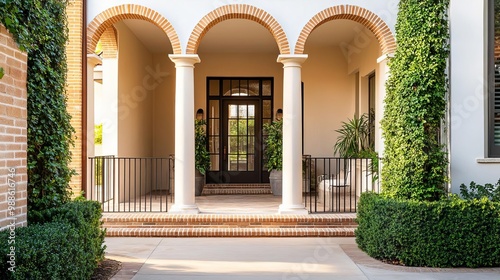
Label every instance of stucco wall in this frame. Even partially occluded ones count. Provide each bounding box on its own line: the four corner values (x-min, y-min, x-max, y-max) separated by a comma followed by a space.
152, 53, 176, 158
449, 0, 500, 189
116, 21, 154, 157
0, 25, 28, 230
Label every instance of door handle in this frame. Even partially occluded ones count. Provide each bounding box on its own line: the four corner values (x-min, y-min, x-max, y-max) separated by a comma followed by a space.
224, 146, 227, 160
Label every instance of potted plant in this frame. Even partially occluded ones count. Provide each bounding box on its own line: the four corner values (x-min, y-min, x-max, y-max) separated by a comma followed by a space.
264, 119, 283, 195
195, 119, 210, 196
333, 112, 379, 195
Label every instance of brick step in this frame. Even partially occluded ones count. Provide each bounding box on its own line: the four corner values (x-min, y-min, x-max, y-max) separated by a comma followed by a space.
202, 184, 272, 195
105, 227, 355, 237
101, 213, 357, 237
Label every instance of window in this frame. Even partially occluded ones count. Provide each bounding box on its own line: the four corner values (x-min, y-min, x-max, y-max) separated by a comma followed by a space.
489, 0, 500, 157
368, 73, 376, 149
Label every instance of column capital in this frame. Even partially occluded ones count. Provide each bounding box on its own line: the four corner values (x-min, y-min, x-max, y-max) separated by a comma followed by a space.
377, 53, 394, 63
87, 54, 102, 67
277, 54, 308, 67
169, 54, 201, 67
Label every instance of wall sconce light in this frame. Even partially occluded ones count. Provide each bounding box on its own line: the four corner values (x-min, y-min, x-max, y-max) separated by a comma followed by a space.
276, 108, 283, 120
196, 108, 204, 120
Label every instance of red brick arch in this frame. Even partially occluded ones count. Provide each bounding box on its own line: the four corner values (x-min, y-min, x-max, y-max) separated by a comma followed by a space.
186, 4, 290, 55
87, 4, 181, 54
99, 27, 118, 59
295, 5, 396, 55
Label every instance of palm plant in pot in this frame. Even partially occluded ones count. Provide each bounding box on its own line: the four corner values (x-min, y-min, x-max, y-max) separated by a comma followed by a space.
195, 119, 210, 196
264, 119, 283, 195
333, 112, 379, 183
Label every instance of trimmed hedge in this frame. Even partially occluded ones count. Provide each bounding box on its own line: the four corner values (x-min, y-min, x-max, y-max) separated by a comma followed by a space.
355, 193, 500, 268
0, 201, 106, 279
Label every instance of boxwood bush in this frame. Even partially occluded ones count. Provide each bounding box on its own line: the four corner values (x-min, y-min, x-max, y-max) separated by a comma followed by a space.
0, 201, 106, 279
355, 193, 500, 268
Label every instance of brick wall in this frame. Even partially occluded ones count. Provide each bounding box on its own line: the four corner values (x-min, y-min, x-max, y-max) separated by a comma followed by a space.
67, 0, 84, 196
0, 24, 28, 230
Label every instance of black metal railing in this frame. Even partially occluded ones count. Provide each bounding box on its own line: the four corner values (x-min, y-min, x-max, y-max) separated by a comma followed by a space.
88, 156, 174, 212
302, 157, 380, 213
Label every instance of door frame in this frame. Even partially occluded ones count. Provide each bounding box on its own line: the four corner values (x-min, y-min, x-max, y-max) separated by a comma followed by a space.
205, 77, 273, 184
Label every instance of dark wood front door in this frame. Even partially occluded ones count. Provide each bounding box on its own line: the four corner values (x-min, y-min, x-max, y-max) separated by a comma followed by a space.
206, 78, 273, 184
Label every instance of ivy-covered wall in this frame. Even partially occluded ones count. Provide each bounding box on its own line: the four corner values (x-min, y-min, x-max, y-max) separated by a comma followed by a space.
381, 0, 450, 201
0, 0, 76, 216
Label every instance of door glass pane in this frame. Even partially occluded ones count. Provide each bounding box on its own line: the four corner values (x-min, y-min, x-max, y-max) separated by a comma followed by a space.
229, 105, 238, 118
248, 119, 255, 136
238, 155, 247, 171
262, 79, 272, 96
209, 80, 219, 96
210, 155, 219, 171
229, 136, 238, 154
239, 80, 248, 96
209, 136, 219, 153
209, 119, 219, 136
248, 137, 255, 153
229, 120, 238, 135
238, 105, 247, 118
249, 80, 259, 96
223, 79, 231, 96
209, 100, 219, 118
239, 120, 247, 135
263, 100, 271, 118
239, 136, 247, 153
248, 105, 255, 117
248, 155, 255, 171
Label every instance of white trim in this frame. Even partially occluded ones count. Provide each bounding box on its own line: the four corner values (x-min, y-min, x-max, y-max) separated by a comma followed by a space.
377, 53, 394, 63
476, 158, 500, 163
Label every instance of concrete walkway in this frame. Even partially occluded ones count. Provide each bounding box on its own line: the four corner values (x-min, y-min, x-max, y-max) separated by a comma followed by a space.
105, 237, 500, 280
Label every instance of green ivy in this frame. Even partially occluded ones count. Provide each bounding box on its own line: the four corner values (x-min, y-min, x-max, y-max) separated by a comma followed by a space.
381, 0, 450, 201
0, 67, 4, 79
0, 0, 75, 216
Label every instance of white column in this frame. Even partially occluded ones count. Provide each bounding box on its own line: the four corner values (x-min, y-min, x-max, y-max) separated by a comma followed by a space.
168, 54, 200, 214
277, 54, 308, 215
86, 54, 102, 196
375, 54, 393, 158
101, 56, 118, 156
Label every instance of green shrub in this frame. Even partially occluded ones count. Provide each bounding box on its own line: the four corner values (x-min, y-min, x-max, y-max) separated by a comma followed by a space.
263, 119, 283, 171
356, 193, 500, 268
0, 222, 89, 280
460, 179, 500, 202
0, 201, 106, 279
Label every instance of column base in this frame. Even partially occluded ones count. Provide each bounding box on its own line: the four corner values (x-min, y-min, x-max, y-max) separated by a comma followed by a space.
169, 204, 200, 214
278, 204, 309, 215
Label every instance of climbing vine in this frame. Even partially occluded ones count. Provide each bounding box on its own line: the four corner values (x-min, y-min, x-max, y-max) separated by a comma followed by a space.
0, 0, 75, 215
381, 0, 450, 201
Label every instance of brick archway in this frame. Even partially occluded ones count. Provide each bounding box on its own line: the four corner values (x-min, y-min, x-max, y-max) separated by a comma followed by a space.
99, 27, 118, 59
295, 5, 396, 55
186, 4, 290, 55
87, 4, 181, 54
